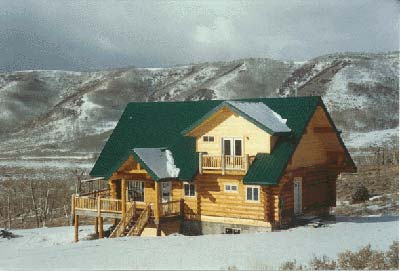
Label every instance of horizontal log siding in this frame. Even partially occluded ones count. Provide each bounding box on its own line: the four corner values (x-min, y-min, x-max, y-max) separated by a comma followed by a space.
179, 175, 268, 221
278, 167, 340, 221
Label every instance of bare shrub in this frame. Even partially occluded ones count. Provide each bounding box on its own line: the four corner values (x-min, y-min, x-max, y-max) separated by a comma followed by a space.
309, 255, 336, 270
338, 244, 387, 270
385, 241, 399, 269
352, 185, 370, 202
280, 260, 303, 270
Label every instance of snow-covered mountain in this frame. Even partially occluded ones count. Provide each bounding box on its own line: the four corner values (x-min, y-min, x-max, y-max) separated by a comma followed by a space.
0, 52, 398, 161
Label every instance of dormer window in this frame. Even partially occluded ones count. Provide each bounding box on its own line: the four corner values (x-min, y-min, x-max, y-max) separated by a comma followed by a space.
203, 136, 214, 142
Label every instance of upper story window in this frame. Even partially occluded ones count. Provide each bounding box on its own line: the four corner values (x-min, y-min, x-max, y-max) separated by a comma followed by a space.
246, 185, 259, 202
203, 136, 215, 142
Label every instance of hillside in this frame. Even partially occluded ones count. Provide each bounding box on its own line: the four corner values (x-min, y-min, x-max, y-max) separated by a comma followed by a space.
0, 52, 398, 178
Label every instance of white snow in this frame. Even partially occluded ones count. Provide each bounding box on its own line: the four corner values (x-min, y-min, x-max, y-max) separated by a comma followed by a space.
272, 111, 288, 124
344, 128, 398, 148
0, 216, 397, 270
165, 149, 180, 177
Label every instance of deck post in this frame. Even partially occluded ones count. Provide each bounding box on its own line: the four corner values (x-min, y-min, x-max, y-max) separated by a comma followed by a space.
110, 179, 116, 199
198, 153, 203, 174
179, 199, 184, 217
94, 217, 98, 235
121, 178, 127, 215
99, 217, 103, 239
221, 155, 225, 175
154, 181, 161, 224
70, 194, 75, 226
245, 154, 250, 171
74, 214, 79, 242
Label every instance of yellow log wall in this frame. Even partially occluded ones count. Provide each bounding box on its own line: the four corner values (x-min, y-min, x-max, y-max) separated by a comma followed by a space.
195, 110, 275, 156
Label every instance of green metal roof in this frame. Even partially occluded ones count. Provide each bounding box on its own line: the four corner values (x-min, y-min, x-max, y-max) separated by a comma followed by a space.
90, 96, 355, 185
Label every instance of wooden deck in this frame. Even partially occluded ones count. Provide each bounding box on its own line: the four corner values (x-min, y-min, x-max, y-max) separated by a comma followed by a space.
71, 191, 184, 241
199, 154, 255, 175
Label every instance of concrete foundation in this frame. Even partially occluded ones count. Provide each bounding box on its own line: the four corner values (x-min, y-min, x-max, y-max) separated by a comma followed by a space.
182, 220, 271, 235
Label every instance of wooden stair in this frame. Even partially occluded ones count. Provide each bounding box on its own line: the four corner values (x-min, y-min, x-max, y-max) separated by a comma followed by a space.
109, 203, 136, 238
127, 204, 151, 236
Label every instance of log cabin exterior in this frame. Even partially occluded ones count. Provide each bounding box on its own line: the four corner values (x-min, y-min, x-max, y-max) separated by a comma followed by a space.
71, 96, 356, 241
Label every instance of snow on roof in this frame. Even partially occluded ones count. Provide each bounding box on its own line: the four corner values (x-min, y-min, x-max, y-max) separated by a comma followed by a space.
133, 148, 180, 179
226, 101, 291, 134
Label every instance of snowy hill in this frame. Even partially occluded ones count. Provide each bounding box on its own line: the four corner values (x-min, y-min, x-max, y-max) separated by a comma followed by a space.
0, 52, 398, 175
0, 216, 397, 270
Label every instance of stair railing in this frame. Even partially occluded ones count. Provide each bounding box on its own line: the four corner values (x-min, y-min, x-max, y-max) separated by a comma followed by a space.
127, 204, 151, 236
109, 201, 136, 238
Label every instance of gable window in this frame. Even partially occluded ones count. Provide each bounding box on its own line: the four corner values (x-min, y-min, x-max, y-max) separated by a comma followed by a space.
246, 186, 259, 202
224, 184, 238, 192
203, 136, 215, 142
184, 182, 195, 197
128, 180, 145, 202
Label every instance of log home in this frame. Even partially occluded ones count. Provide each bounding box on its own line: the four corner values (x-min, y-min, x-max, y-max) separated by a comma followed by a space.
71, 96, 356, 241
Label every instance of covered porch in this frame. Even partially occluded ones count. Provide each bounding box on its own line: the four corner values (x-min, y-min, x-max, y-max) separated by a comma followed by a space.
71, 174, 184, 241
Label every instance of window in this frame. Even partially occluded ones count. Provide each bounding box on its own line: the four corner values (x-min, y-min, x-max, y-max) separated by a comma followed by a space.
184, 182, 195, 197
246, 186, 259, 202
225, 227, 241, 234
128, 181, 145, 202
224, 184, 238, 192
203, 136, 214, 142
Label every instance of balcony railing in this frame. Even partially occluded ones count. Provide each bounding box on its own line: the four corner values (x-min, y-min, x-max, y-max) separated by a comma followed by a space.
199, 154, 252, 174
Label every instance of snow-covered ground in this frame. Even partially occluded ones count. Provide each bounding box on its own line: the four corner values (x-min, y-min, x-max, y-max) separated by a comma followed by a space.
0, 216, 397, 270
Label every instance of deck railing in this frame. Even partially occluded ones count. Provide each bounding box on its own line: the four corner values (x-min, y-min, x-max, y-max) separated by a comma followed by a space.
199, 154, 251, 174
73, 195, 133, 214
160, 199, 182, 217
72, 195, 183, 218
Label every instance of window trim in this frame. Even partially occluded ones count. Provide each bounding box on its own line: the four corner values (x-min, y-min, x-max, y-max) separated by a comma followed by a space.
183, 182, 196, 197
224, 183, 238, 193
245, 185, 260, 203
203, 135, 215, 143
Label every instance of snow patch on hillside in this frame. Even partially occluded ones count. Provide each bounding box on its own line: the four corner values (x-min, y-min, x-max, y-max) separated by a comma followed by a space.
344, 128, 398, 148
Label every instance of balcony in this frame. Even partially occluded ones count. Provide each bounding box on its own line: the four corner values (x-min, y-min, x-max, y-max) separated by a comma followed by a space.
199, 154, 254, 175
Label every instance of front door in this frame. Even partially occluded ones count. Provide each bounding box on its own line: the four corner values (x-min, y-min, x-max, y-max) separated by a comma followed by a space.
294, 177, 302, 215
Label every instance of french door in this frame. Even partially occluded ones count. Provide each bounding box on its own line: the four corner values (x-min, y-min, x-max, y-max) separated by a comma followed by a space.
222, 138, 243, 169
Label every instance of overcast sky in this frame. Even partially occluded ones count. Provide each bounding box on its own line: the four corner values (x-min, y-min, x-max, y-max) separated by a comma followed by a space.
0, 0, 398, 71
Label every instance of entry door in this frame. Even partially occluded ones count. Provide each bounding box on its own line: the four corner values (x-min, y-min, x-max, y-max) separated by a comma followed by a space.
161, 181, 172, 203
294, 177, 302, 215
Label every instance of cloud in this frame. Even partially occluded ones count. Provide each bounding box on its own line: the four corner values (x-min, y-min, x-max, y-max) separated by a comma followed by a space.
194, 17, 235, 45
0, 0, 398, 71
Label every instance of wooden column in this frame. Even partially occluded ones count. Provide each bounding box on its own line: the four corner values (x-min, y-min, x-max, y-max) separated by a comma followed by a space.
110, 179, 116, 199
121, 178, 127, 215
154, 181, 161, 224
221, 155, 225, 175
179, 198, 184, 217
94, 217, 98, 235
70, 194, 76, 226
198, 153, 203, 174
74, 214, 79, 242
98, 217, 103, 239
